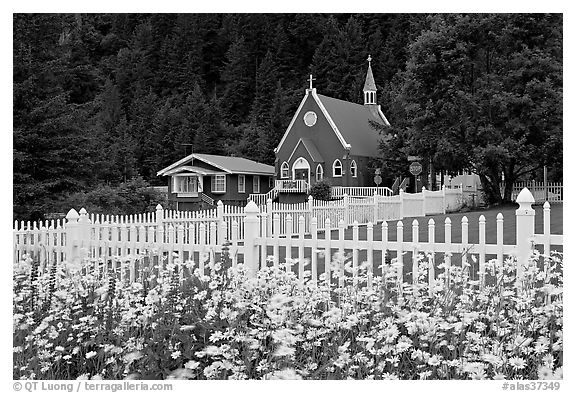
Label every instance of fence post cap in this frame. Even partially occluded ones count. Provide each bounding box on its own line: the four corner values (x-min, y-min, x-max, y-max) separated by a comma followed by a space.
267, 198, 272, 203
217, 200, 223, 206
543, 201, 551, 209
308, 195, 313, 201
156, 204, 163, 211
244, 200, 260, 214
516, 187, 535, 205
79, 207, 87, 215
422, 186, 426, 191
66, 208, 79, 220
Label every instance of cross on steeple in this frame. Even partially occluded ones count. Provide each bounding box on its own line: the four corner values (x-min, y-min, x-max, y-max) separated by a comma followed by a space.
308, 74, 316, 90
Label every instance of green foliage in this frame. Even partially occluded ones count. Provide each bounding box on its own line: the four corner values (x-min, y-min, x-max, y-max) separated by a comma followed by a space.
61, 177, 166, 216
309, 179, 332, 201
391, 14, 562, 203
13, 14, 562, 219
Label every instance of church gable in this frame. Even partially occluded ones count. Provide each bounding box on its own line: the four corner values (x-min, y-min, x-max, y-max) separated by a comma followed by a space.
275, 89, 348, 165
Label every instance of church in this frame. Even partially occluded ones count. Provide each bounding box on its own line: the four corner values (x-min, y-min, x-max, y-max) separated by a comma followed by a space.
274, 56, 390, 202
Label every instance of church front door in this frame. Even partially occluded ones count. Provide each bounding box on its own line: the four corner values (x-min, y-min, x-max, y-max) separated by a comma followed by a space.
294, 169, 309, 183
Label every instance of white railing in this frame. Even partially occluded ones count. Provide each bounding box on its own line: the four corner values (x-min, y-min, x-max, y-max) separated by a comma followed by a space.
502, 181, 563, 203
331, 186, 393, 198
275, 179, 309, 193
200, 192, 215, 206
248, 188, 279, 206
15, 189, 563, 293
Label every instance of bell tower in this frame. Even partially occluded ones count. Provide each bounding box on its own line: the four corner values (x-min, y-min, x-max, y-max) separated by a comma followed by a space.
363, 55, 377, 105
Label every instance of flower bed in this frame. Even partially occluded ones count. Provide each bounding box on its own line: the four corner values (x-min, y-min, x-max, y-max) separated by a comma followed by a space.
13, 249, 563, 380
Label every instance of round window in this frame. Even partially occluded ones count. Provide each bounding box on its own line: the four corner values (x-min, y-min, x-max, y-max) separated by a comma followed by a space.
303, 111, 317, 127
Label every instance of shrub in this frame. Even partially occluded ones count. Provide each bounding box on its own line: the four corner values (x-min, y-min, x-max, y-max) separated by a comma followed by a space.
309, 179, 332, 201
60, 177, 166, 216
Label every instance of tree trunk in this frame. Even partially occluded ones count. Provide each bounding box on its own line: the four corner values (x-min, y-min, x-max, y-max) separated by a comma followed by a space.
502, 165, 516, 203
478, 173, 502, 205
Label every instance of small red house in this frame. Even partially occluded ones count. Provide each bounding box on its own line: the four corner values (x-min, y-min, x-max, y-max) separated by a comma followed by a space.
274, 56, 390, 202
157, 153, 274, 209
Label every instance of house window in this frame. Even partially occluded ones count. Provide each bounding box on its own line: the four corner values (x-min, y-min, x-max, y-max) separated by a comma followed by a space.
211, 175, 226, 193
350, 160, 357, 177
238, 175, 245, 193
253, 175, 260, 193
333, 159, 343, 177
173, 176, 198, 194
316, 164, 324, 182
281, 162, 289, 178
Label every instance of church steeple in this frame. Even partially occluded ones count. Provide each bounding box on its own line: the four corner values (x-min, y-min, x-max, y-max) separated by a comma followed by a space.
363, 55, 377, 105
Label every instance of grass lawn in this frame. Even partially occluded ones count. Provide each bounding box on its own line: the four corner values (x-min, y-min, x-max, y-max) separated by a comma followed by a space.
332, 202, 563, 244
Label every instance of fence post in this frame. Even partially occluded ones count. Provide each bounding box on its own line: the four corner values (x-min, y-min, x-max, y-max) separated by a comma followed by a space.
343, 193, 349, 225
399, 189, 405, 219
217, 200, 225, 244
78, 208, 91, 259
243, 201, 260, 277
442, 185, 446, 214
308, 194, 313, 214
266, 198, 273, 236
373, 191, 378, 223
65, 208, 80, 264
156, 204, 164, 227
421, 186, 427, 216
515, 187, 535, 278
78, 207, 91, 239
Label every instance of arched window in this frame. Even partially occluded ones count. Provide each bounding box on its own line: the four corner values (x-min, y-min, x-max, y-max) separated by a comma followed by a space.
316, 164, 324, 182
281, 162, 289, 179
350, 160, 357, 177
332, 159, 342, 177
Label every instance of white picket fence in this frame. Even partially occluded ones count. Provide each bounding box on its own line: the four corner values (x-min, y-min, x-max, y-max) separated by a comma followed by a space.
331, 186, 393, 198
13, 189, 562, 292
245, 188, 562, 288
13, 186, 466, 267
503, 181, 563, 203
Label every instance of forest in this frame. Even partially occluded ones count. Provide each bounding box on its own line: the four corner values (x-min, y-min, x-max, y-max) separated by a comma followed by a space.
13, 14, 563, 221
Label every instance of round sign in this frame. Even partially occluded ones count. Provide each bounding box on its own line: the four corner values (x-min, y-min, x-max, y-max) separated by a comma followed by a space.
374, 175, 382, 185
409, 162, 422, 176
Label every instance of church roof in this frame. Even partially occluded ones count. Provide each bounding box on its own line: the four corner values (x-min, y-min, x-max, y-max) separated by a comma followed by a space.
316, 94, 389, 157
288, 138, 324, 163
363, 62, 377, 92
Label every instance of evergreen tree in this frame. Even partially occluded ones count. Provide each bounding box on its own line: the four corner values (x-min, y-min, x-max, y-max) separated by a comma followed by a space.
220, 36, 254, 125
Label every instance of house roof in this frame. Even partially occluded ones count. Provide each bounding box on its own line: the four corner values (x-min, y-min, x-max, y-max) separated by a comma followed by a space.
162, 165, 224, 176
288, 138, 324, 163
157, 154, 274, 177
316, 94, 389, 157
